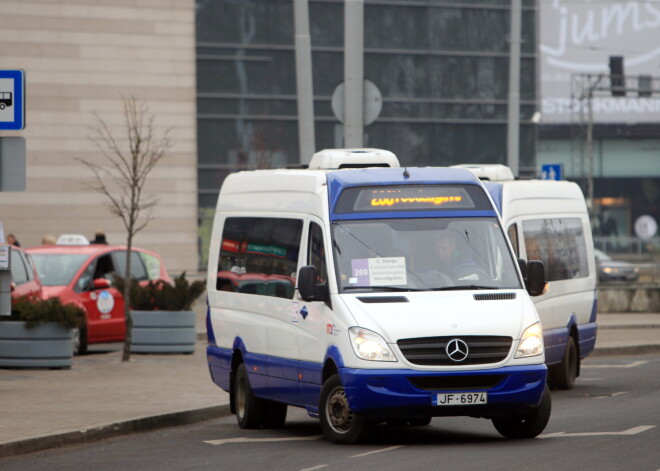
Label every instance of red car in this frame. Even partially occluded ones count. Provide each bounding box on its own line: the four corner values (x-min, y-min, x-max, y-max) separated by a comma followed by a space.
27, 238, 172, 354
7, 245, 44, 299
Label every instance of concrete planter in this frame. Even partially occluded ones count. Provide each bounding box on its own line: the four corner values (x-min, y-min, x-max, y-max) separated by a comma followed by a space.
129, 310, 196, 354
0, 321, 73, 369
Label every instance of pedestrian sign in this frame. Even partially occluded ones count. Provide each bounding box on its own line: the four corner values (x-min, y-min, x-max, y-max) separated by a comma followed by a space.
541, 164, 563, 181
0, 70, 25, 131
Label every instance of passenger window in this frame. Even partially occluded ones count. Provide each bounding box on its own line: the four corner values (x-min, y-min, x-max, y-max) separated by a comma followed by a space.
522, 218, 589, 281
139, 252, 162, 280
113, 251, 149, 281
93, 254, 116, 281
76, 263, 95, 292
10, 250, 29, 285
217, 217, 302, 299
507, 224, 519, 258
308, 222, 328, 283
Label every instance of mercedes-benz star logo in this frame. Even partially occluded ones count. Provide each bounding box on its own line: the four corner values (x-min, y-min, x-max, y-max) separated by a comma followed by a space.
446, 338, 469, 362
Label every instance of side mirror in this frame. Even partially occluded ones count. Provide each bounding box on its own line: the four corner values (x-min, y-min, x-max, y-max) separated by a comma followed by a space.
93, 278, 111, 290
526, 260, 546, 297
297, 265, 329, 303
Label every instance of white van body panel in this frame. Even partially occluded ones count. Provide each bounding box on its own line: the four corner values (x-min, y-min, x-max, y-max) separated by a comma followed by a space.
489, 179, 597, 368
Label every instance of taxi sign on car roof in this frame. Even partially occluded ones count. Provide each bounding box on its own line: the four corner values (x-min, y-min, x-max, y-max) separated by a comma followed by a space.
56, 234, 90, 246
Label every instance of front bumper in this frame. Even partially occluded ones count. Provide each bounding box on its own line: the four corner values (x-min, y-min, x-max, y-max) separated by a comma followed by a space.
339, 364, 547, 420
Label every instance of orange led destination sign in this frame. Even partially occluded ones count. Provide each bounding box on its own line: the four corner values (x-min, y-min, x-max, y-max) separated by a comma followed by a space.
370, 195, 463, 207
334, 185, 490, 213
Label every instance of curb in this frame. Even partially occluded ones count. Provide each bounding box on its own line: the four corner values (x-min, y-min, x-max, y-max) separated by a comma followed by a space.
591, 344, 660, 357
0, 404, 231, 459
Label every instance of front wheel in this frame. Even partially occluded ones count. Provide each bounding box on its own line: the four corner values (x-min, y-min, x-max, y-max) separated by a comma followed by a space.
234, 363, 265, 429
492, 384, 551, 439
549, 336, 578, 390
319, 374, 373, 444
72, 323, 88, 355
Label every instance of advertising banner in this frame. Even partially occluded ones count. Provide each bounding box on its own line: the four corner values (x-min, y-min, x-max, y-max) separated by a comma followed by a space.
540, 1, 660, 123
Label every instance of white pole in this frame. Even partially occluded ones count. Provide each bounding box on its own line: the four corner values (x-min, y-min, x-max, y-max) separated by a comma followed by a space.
507, 0, 521, 176
344, 0, 364, 148
293, 0, 316, 164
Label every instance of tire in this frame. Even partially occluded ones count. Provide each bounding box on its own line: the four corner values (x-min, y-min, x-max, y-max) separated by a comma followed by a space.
492, 384, 552, 439
549, 336, 578, 390
262, 400, 287, 428
319, 374, 373, 444
234, 363, 265, 429
72, 323, 88, 355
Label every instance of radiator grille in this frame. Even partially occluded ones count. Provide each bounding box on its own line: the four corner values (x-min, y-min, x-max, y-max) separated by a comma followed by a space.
397, 336, 512, 366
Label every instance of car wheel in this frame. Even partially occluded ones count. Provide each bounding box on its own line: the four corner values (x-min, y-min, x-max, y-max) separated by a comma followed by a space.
492, 384, 551, 439
72, 323, 88, 355
262, 400, 287, 428
549, 336, 578, 390
319, 374, 373, 444
234, 363, 265, 429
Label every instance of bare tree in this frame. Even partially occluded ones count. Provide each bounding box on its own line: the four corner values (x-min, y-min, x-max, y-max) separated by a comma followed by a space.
79, 96, 172, 361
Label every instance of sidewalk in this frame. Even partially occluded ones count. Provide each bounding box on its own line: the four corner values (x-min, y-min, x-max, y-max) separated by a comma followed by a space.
1, 311, 659, 458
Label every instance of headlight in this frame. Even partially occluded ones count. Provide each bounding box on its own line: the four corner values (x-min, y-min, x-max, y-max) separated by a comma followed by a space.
515, 322, 544, 358
349, 327, 397, 362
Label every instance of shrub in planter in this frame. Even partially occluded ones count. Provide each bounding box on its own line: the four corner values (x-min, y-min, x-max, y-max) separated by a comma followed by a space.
114, 273, 206, 353
0, 296, 85, 368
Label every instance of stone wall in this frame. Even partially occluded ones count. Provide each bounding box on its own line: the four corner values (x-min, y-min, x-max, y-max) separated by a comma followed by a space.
598, 286, 660, 312
0, 0, 198, 274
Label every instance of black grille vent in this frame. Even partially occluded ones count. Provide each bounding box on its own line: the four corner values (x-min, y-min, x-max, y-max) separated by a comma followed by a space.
357, 296, 409, 304
408, 374, 506, 391
397, 336, 512, 366
473, 293, 516, 301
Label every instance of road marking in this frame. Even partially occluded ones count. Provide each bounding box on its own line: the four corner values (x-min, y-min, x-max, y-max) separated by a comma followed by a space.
583, 360, 648, 369
351, 445, 405, 458
205, 435, 323, 446
594, 391, 627, 399
299, 465, 328, 471
539, 425, 656, 439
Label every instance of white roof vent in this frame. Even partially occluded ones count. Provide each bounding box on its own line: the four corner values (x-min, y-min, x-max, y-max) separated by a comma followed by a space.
308, 148, 400, 170
451, 164, 515, 181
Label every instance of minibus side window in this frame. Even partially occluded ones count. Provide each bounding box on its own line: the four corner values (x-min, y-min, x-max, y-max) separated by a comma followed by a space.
522, 218, 589, 281
217, 217, 302, 299
308, 222, 328, 283
507, 224, 519, 258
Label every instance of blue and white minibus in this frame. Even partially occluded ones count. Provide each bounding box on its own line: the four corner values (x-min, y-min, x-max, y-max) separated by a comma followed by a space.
206, 149, 550, 443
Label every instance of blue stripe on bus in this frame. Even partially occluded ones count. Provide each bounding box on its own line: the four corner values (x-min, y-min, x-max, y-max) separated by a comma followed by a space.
207, 343, 546, 417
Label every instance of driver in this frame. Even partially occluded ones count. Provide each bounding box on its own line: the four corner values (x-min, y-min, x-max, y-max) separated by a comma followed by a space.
433, 234, 464, 276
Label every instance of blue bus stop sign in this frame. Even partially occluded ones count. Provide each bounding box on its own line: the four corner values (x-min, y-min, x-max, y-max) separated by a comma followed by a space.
541, 164, 563, 181
0, 70, 25, 131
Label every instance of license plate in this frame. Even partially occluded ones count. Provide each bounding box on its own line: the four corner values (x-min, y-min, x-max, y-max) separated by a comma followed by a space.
434, 392, 487, 406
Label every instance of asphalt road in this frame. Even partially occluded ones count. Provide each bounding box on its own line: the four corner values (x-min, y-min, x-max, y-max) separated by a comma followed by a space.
1, 354, 659, 471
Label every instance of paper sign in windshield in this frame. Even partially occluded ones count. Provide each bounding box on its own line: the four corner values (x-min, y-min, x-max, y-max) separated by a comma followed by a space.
350, 257, 407, 286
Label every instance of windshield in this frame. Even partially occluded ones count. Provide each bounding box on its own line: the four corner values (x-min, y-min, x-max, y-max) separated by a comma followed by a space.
332, 218, 522, 292
31, 253, 89, 287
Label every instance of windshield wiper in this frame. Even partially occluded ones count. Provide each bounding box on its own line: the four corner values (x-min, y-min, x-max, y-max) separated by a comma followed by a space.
430, 285, 498, 291
343, 286, 421, 292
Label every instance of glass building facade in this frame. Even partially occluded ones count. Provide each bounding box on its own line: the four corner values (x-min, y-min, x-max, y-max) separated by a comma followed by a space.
196, 0, 539, 265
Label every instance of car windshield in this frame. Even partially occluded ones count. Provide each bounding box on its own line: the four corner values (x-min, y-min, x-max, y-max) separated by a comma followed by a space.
30, 253, 89, 287
331, 217, 522, 292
